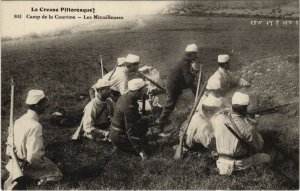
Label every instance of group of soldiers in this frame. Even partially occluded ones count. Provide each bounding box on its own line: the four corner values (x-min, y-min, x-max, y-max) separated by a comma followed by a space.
4, 44, 273, 189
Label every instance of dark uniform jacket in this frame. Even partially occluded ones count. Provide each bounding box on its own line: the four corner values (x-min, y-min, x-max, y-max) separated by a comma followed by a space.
111, 91, 147, 153
166, 57, 197, 95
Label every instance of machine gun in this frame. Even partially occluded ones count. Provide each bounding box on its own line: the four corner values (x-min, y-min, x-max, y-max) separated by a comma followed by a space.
96, 54, 166, 94
247, 103, 295, 117
136, 71, 166, 94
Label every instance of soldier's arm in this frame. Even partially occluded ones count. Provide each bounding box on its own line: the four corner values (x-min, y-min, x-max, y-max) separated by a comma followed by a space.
26, 124, 46, 166
107, 98, 114, 119
241, 123, 264, 151
182, 63, 197, 86
119, 75, 128, 95
82, 104, 99, 133
228, 71, 249, 87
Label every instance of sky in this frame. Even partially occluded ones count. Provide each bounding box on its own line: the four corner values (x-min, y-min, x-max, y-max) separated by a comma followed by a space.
1, 1, 171, 38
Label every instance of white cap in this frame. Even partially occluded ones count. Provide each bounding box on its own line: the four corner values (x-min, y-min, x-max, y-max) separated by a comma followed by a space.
185, 44, 198, 52
202, 94, 222, 108
117, 57, 126, 66
206, 78, 221, 90
232, 92, 250, 105
128, 78, 147, 91
26, 90, 45, 105
218, 54, 229, 63
125, 54, 139, 64
94, 79, 111, 89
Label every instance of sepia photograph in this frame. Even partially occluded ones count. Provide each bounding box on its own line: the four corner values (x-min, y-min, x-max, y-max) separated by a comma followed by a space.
1, 0, 299, 190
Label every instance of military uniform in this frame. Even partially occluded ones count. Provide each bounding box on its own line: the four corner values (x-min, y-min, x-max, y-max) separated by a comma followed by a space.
206, 67, 248, 96
185, 110, 214, 149
82, 97, 114, 139
185, 94, 222, 149
109, 91, 149, 154
159, 56, 197, 124
5, 110, 62, 183
211, 110, 270, 175
203, 55, 249, 108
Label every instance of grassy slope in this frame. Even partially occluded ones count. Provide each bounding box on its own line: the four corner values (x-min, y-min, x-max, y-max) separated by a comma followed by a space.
1, 15, 299, 189
165, 0, 299, 19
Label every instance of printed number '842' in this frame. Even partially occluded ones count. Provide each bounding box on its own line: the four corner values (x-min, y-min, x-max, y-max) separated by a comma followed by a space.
14, 14, 22, 19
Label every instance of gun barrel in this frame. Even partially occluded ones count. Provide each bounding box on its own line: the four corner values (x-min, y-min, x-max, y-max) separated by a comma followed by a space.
10, 79, 14, 134
248, 103, 294, 115
136, 72, 166, 93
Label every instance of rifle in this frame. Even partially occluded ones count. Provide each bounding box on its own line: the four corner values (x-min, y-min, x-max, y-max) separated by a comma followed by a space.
71, 119, 84, 140
136, 71, 166, 94
247, 103, 295, 117
8, 79, 24, 184
97, 55, 109, 74
174, 80, 208, 160
100, 55, 104, 77
195, 64, 202, 103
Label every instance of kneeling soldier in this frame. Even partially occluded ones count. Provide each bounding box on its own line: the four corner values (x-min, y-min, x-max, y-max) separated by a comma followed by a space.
185, 94, 222, 150
204, 54, 250, 107
82, 79, 114, 140
4, 90, 62, 189
212, 92, 271, 175
109, 78, 150, 160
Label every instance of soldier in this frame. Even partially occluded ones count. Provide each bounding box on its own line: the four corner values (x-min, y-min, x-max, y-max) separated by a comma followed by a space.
109, 78, 151, 160
4, 90, 62, 189
158, 44, 200, 136
211, 92, 271, 175
82, 79, 114, 140
205, 54, 250, 105
193, 54, 250, 120
185, 94, 222, 150
90, 54, 140, 100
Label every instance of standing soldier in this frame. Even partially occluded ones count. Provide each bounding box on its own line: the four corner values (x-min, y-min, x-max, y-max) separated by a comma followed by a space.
82, 79, 114, 140
4, 90, 62, 189
90, 54, 140, 100
212, 92, 271, 175
158, 44, 200, 136
109, 78, 151, 161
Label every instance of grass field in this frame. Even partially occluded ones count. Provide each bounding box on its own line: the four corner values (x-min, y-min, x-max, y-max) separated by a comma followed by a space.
1, 15, 299, 189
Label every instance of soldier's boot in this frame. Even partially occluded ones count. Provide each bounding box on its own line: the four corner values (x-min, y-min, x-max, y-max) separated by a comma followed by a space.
156, 119, 171, 138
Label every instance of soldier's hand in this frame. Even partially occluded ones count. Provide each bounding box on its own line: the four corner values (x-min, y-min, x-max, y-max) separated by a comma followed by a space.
246, 118, 258, 126
139, 150, 148, 161
190, 63, 199, 75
